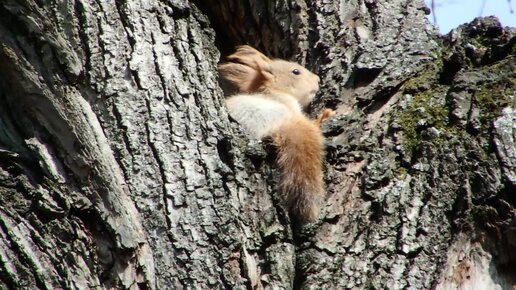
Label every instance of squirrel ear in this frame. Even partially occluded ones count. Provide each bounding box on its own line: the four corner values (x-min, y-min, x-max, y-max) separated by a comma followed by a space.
255, 60, 274, 82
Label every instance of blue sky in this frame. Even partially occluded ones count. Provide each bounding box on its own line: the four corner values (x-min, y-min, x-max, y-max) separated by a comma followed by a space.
424, 0, 516, 34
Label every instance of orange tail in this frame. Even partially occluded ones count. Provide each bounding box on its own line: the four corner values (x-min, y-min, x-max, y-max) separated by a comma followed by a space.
271, 115, 325, 222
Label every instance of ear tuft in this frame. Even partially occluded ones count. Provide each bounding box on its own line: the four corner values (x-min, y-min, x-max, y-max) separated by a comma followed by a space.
218, 46, 273, 93
228, 45, 271, 66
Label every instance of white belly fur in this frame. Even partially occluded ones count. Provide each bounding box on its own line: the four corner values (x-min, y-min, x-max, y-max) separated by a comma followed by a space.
226, 94, 294, 139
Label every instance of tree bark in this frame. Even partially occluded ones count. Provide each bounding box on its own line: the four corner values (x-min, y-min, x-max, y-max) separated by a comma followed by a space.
0, 0, 514, 289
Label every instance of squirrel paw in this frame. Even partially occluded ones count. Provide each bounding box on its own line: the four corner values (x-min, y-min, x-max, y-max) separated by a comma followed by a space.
315, 108, 336, 126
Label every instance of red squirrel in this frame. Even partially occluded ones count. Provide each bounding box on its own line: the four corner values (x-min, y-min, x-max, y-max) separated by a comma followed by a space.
218, 45, 334, 222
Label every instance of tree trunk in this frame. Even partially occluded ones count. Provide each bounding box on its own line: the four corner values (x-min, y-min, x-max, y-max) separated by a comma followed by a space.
0, 0, 514, 289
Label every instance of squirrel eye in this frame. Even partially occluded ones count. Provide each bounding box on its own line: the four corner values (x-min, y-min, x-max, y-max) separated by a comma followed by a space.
292, 69, 301, 75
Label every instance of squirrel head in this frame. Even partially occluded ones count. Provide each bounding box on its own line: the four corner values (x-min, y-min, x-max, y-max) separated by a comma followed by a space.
218, 45, 320, 107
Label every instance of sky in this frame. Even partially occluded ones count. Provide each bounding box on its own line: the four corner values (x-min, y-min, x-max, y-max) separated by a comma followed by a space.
424, 0, 516, 34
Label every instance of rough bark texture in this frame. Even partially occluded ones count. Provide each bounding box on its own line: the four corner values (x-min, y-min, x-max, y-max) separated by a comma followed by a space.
0, 1, 514, 290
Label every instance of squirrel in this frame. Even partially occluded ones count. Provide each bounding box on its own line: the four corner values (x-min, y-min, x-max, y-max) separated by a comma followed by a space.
218, 45, 334, 222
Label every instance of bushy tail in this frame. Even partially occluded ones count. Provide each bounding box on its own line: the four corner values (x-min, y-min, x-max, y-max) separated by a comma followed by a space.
271, 115, 325, 222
